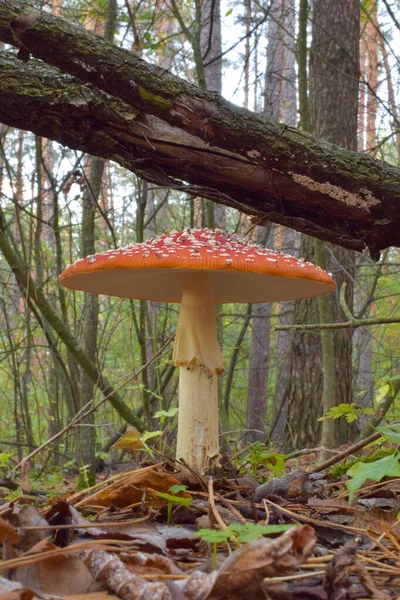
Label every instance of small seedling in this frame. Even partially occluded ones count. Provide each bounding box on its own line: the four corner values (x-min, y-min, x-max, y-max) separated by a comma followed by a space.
195, 522, 296, 570
237, 442, 287, 477
152, 484, 192, 524
195, 528, 232, 570
77, 463, 95, 490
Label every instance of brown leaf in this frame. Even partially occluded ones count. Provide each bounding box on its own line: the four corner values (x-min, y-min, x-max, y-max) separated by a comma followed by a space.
64, 594, 120, 600
8, 506, 49, 551
78, 469, 184, 509
81, 526, 315, 600
82, 549, 172, 600
205, 525, 316, 600
324, 540, 390, 600
14, 538, 94, 596
0, 516, 20, 544
121, 551, 182, 577
0, 591, 35, 600
111, 426, 146, 455
48, 502, 196, 556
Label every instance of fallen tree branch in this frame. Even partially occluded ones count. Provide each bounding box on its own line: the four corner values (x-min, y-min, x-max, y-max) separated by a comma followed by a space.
0, 1, 400, 254
312, 431, 382, 473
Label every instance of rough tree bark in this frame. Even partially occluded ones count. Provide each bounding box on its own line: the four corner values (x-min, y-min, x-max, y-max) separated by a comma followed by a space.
310, 0, 360, 447
262, 0, 299, 444
0, 0, 399, 256
284, 0, 360, 450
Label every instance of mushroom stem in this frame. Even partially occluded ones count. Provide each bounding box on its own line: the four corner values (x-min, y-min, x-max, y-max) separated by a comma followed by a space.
173, 274, 226, 474
176, 363, 220, 473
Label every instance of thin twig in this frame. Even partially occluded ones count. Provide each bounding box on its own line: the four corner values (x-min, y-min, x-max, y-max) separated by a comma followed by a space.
208, 477, 228, 529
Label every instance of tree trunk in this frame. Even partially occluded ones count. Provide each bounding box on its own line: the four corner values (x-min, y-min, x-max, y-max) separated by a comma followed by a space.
270, 227, 300, 443
365, 1, 378, 155
246, 301, 270, 443
284, 0, 360, 450
262, 0, 298, 444
80, 155, 103, 482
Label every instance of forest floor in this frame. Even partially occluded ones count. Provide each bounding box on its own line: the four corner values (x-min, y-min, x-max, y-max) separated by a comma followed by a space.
1, 442, 400, 600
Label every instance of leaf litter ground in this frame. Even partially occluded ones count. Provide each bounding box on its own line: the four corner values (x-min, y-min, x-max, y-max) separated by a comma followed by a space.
1, 450, 400, 599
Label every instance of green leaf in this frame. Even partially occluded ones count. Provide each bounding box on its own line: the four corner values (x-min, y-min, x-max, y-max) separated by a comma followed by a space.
319, 403, 365, 423
195, 522, 296, 545
225, 8, 233, 17
263, 453, 286, 477
0, 453, 12, 465
195, 528, 232, 543
154, 407, 178, 420
376, 425, 400, 444
169, 484, 188, 494
140, 430, 162, 443
227, 522, 295, 542
346, 453, 400, 504
376, 383, 390, 403
153, 492, 192, 507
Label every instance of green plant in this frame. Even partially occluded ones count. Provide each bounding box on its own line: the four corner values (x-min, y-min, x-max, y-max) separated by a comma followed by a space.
319, 404, 400, 503
4, 487, 23, 502
154, 407, 178, 425
237, 442, 287, 477
319, 403, 374, 424
152, 485, 192, 524
330, 446, 396, 479
195, 522, 296, 570
77, 464, 94, 490
140, 430, 163, 456
0, 452, 12, 468
346, 453, 400, 504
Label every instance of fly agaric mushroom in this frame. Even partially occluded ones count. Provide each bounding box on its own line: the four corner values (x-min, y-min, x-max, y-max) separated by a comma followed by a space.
59, 228, 335, 475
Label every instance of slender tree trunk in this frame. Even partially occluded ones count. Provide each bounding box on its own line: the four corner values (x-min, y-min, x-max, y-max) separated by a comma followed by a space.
244, 0, 251, 110
80, 155, 103, 481
262, 0, 298, 442
379, 28, 400, 161
352, 5, 381, 428
365, 1, 378, 155
284, 0, 360, 451
246, 301, 270, 443
270, 227, 300, 443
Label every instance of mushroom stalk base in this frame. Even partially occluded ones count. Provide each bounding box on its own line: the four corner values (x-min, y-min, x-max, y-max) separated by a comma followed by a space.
176, 364, 220, 474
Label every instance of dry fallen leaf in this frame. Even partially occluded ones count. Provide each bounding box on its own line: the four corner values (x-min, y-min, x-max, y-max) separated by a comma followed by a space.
8, 506, 49, 551
324, 540, 391, 600
0, 516, 20, 545
82, 549, 171, 600
13, 538, 95, 596
65, 594, 120, 600
206, 524, 316, 599
81, 525, 315, 600
111, 425, 146, 455
78, 468, 184, 509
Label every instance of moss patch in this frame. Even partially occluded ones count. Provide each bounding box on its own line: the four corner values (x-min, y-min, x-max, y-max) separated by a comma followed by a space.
138, 87, 171, 109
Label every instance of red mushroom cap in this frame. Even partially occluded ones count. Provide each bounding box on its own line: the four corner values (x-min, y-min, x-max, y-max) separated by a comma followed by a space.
59, 228, 335, 303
